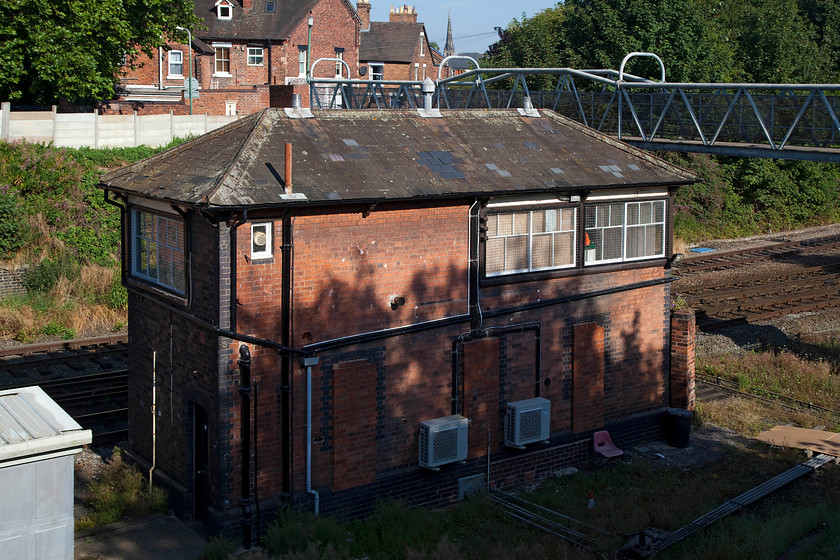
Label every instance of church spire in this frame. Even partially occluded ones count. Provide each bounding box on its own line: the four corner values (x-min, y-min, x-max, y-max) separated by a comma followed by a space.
444, 10, 455, 57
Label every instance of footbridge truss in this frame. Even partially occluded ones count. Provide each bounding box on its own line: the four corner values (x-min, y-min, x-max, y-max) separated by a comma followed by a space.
308, 53, 840, 162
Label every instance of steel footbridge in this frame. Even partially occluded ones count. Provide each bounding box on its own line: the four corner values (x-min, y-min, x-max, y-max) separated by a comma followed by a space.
308, 52, 840, 162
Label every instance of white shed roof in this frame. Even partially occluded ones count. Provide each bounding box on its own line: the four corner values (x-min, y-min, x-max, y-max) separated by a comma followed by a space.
0, 386, 92, 464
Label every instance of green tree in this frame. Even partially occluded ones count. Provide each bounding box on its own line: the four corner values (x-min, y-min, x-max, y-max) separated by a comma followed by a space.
485, 7, 567, 89
0, 0, 198, 105
560, 0, 735, 83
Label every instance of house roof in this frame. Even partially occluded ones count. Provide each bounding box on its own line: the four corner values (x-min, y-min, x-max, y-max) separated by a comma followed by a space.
100, 109, 696, 210
194, 0, 359, 42
360, 21, 426, 63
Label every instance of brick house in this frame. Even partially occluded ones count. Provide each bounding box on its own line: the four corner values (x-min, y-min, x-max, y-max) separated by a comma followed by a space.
99, 107, 696, 537
103, 0, 361, 115
357, 2, 436, 82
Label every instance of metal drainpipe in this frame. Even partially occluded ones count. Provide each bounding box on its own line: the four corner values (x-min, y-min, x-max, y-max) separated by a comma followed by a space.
302, 356, 320, 514
280, 210, 293, 500
238, 345, 253, 550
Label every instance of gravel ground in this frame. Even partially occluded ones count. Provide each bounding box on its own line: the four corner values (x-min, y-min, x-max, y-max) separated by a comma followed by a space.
676, 223, 840, 358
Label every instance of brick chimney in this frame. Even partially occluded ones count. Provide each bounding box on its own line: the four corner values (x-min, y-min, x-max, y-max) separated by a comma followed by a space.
242, 0, 252, 10
357, 0, 371, 31
389, 4, 417, 23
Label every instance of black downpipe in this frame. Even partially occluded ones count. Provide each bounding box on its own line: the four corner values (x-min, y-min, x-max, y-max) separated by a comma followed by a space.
280, 210, 293, 499
229, 211, 247, 331
253, 381, 260, 546
238, 345, 253, 549
103, 191, 128, 284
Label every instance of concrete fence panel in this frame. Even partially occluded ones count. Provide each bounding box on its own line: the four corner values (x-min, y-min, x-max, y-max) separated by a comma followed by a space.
54, 113, 96, 148
1, 102, 237, 148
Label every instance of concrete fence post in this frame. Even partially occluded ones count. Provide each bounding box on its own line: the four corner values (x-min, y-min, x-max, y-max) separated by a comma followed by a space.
133, 111, 139, 146
52, 105, 58, 144
93, 109, 99, 148
0, 102, 9, 141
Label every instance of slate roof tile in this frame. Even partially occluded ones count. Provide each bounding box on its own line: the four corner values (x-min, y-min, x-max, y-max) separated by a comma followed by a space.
100, 109, 696, 209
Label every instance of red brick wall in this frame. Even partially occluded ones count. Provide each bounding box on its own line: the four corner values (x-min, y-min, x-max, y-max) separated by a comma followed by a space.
670, 310, 696, 410
573, 323, 605, 433
332, 358, 377, 490
463, 338, 501, 457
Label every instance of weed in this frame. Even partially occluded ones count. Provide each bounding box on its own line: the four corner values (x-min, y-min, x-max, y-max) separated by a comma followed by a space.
199, 536, 237, 560
74, 448, 168, 531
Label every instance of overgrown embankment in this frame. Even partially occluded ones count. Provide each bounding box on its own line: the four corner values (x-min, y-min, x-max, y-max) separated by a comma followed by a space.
0, 140, 183, 342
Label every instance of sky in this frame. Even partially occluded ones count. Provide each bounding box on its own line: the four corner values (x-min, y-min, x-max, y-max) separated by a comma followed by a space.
368, 1, 558, 56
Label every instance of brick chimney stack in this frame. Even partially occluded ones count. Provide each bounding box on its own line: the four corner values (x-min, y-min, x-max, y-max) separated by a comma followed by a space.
389, 5, 417, 23
357, 0, 371, 31
242, 0, 252, 10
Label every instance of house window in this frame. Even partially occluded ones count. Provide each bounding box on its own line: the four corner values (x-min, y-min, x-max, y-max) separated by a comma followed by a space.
334, 48, 344, 77
370, 63, 383, 81
251, 222, 273, 260
298, 46, 307, 76
247, 47, 264, 66
214, 44, 231, 75
131, 209, 186, 294
168, 50, 183, 77
265, 1, 275, 12
216, 0, 233, 19
584, 200, 665, 265
485, 207, 577, 276
420, 31, 425, 57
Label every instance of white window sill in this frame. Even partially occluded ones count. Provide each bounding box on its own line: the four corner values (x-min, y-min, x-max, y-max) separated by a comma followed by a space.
213, 73, 232, 78
167, 75, 184, 80
246, 64, 264, 67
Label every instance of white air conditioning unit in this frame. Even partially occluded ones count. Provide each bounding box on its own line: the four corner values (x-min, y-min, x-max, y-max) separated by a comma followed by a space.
505, 397, 551, 448
419, 415, 469, 469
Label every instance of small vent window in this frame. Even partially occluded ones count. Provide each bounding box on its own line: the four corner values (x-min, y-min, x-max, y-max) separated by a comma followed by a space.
251, 222, 273, 260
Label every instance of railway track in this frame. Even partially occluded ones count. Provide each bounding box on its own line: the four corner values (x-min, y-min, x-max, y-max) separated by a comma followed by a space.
0, 335, 129, 445
674, 234, 840, 331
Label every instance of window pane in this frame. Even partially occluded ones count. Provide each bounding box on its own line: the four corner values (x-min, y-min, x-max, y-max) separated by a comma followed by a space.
512, 212, 528, 235
532, 210, 546, 233
505, 236, 527, 271
560, 208, 575, 229
554, 231, 574, 266
531, 234, 551, 269
640, 201, 652, 223
626, 227, 644, 258
627, 203, 639, 225
653, 201, 664, 222
603, 227, 623, 260
497, 213, 512, 236
485, 237, 504, 275
584, 206, 597, 228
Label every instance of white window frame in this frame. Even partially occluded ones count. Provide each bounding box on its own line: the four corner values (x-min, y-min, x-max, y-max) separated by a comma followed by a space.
298, 46, 307, 77
247, 46, 264, 66
485, 206, 578, 277
216, 0, 233, 19
334, 49, 344, 77
369, 63, 384, 81
584, 200, 666, 265
130, 208, 186, 295
167, 50, 184, 78
250, 222, 273, 260
420, 31, 425, 57
213, 43, 232, 76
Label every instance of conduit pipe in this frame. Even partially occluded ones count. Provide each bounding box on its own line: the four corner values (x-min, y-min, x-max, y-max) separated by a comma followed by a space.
238, 345, 253, 549
302, 355, 320, 514
150, 351, 156, 489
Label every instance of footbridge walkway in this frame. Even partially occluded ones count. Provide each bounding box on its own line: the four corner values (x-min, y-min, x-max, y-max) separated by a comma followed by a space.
309, 52, 840, 163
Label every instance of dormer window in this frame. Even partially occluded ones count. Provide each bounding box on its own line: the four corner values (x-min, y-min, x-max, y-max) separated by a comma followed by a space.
265, 1, 275, 12
215, 0, 233, 19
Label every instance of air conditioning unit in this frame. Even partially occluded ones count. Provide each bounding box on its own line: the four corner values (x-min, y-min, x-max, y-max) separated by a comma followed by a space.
419, 415, 469, 469
505, 397, 551, 448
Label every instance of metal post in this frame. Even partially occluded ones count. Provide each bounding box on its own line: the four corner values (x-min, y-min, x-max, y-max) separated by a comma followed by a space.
307, 12, 313, 108
238, 345, 252, 549
176, 27, 193, 115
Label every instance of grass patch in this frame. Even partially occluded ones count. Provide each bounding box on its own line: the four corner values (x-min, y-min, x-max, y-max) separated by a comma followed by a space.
75, 448, 168, 531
